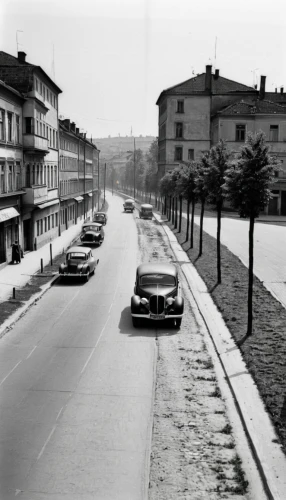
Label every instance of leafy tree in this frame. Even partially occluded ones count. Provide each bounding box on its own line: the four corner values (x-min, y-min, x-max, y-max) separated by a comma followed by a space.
205, 140, 232, 284
145, 139, 158, 204
159, 168, 180, 222
195, 155, 210, 257
176, 162, 198, 243
224, 131, 279, 336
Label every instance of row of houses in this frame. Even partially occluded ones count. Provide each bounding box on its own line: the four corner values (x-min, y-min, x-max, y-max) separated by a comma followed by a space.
0, 50, 99, 268
157, 65, 286, 215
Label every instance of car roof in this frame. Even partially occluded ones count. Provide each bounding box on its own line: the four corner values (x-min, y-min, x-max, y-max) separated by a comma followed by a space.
82, 222, 102, 227
141, 204, 153, 208
95, 212, 106, 216
125, 199, 135, 202
137, 262, 177, 277
68, 246, 91, 254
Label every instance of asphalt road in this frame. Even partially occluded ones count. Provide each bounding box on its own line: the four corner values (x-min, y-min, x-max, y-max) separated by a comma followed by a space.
0, 193, 156, 500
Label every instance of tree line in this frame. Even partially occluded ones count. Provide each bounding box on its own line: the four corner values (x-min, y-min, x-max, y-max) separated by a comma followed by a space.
159, 132, 279, 337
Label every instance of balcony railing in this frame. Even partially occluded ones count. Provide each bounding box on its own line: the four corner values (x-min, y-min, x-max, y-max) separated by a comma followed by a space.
23, 134, 49, 154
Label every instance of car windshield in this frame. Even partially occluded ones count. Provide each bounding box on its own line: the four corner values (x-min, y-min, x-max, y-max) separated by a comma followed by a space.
67, 252, 87, 260
83, 225, 99, 231
140, 274, 175, 286
95, 215, 104, 219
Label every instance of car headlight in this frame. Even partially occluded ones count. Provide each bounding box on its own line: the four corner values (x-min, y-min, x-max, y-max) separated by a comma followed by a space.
140, 298, 148, 305
166, 298, 175, 306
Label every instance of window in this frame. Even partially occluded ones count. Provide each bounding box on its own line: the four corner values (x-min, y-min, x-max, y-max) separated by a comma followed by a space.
0, 110, 5, 140
175, 146, 183, 161
25, 117, 34, 134
177, 100, 184, 113
53, 130, 55, 148
175, 122, 183, 138
40, 219, 43, 235
236, 124, 246, 142
51, 214, 54, 228
44, 217, 47, 232
37, 220, 40, 236
55, 213, 58, 226
36, 120, 39, 135
48, 216, 50, 231
188, 149, 194, 161
16, 162, 21, 190
0, 164, 5, 193
15, 115, 20, 143
270, 125, 279, 142
7, 113, 12, 142
8, 165, 13, 191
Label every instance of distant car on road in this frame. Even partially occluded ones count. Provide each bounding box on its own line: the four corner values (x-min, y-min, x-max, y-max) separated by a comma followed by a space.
139, 203, 153, 219
59, 246, 99, 282
131, 262, 184, 328
80, 222, 104, 245
93, 212, 108, 225
123, 199, 135, 212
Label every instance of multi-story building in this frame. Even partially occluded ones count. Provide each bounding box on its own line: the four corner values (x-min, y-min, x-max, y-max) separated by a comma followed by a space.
0, 51, 62, 250
157, 65, 286, 215
59, 119, 99, 232
0, 80, 25, 267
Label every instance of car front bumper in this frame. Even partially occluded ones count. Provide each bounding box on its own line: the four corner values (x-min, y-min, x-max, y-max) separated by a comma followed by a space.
131, 312, 183, 320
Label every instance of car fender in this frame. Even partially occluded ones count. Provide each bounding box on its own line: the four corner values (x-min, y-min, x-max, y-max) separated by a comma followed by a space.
59, 263, 67, 274
174, 296, 184, 314
131, 295, 141, 313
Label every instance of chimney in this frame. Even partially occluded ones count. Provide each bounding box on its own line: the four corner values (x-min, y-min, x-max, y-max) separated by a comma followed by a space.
76, 127, 79, 135
18, 51, 27, 63
205, 65, 212, 92
281, 87, 284, 94
259, 75, 266, 100
70, 122, 76, 132
63, 119, 70, 130
214, 69, 219, 79
275, 88, 277, 93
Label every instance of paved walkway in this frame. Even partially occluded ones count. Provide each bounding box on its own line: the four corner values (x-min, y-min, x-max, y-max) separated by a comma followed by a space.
0, 219, 83, 303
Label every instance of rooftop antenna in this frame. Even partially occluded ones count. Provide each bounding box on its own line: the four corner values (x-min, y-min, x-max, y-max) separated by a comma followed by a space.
51, 43, 55, 80
251, 68, 259, 88
214, 36, 217, 70
16, 30, 23, 53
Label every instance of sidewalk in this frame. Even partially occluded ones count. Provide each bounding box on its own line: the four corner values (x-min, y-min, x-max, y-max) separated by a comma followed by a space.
0, 219, 83, 303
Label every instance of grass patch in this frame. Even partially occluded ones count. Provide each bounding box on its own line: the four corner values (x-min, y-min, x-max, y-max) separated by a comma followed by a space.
220, 423, 232, 434
210, 386, 222, 398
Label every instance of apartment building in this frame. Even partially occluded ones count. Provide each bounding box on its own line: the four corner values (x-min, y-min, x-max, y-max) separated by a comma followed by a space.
0, 80, 24, 267
0, 51, 62, 250
59, 119, 99, 232
157, 65, 286, 215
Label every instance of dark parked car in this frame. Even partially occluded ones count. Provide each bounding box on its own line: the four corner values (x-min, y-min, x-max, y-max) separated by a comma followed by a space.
59, 246, 99, 282
139, 203, 153, 219
93, 212, 108, 225
123, 199, 135, 212
80, 222, 104, 245
131, 262, 184, 328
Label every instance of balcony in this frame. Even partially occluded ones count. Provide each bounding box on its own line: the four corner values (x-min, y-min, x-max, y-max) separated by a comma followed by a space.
22, 185, 48, 206
23, 134, 49, 155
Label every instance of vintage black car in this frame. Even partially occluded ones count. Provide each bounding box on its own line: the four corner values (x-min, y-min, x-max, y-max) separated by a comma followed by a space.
80, 222, 104, 245
131, 262, 184, 328
139, 203, 153, 219
59, 246, 99, 282
93, 212, 108, 225
123, 199, 135, 212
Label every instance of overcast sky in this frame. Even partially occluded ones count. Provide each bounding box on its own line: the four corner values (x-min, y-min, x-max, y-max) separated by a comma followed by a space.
1, 0, 286, 139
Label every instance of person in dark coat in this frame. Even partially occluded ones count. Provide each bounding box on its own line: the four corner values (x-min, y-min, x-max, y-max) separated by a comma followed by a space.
12, 241, 21, 264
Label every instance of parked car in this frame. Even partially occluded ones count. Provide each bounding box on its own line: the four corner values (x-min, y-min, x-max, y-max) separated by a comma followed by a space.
80, 222, 104, 245
139, 203, 153, 219
131, 262, 184, 328
123, 199, 135, 212
59, 246, 99, 282
93, 212, 108, 225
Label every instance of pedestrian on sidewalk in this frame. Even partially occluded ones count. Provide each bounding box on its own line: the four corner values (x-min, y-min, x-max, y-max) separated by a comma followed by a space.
11, 241, 21, 264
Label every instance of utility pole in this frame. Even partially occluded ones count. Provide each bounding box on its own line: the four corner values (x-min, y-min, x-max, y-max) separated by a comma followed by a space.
104, 162, 106, 205
133, 136, 136, 200
97, 152, 100, 210
83, 138, 86, 220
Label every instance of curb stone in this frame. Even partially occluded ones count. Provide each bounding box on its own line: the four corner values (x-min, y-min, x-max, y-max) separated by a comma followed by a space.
153, 212, 286, 500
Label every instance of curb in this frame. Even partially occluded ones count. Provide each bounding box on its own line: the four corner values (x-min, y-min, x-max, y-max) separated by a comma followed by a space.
153, 212, 286, 500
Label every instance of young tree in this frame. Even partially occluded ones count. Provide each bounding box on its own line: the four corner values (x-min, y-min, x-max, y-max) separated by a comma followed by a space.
224, 131, 279, 336
176, 162, 198, 243
145, 139, 158, 204
205, 140, 232, 284
195, 155, 210, 257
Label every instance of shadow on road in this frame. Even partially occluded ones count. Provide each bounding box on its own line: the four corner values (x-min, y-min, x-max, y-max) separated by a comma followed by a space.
52, 276, 86, 287
118, 306, 179, 338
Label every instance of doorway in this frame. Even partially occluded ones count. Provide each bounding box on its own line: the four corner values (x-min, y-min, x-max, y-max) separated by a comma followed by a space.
23, 219, 32, 251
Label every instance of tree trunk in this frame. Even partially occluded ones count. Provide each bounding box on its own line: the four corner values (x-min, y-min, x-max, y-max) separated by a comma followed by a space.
164, 196, 166, 215
172, 197, 175, 224
174, 197, 178, 229
168, 196, 171, 221
186, 200, 190, 242
190, 199, 195, 248
217, 201, 222, 284
199, 200, 205, 257
247, 215, 255, 336
179, 196, 182, 233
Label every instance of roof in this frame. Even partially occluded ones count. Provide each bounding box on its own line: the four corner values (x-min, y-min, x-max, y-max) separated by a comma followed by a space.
137, 263, 177, 277
0, 51, 62, 94
82, 222, 102, 227
0, 79, 25, 100
265, 92, 286, 104
141, 204, 153, 208
217, 99, 286, 116
125, 199, 135, 203
156, 71, 256, 104
68, 246, 91, 254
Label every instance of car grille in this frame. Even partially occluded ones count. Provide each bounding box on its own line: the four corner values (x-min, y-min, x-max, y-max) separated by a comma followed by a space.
84, 234, 95, 241
149, 295, 165, 315
68, 264, 78, 273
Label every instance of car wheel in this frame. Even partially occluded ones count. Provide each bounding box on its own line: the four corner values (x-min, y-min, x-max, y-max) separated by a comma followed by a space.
84, 270, 90, 282
132, 317, 141, 327
176, 318, 182, 328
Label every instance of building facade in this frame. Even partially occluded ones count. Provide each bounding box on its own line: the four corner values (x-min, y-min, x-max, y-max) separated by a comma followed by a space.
0, 80, 24, 267
0, 50, 62, 251
59, 119, 99, 232
157, 66, 286, 215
